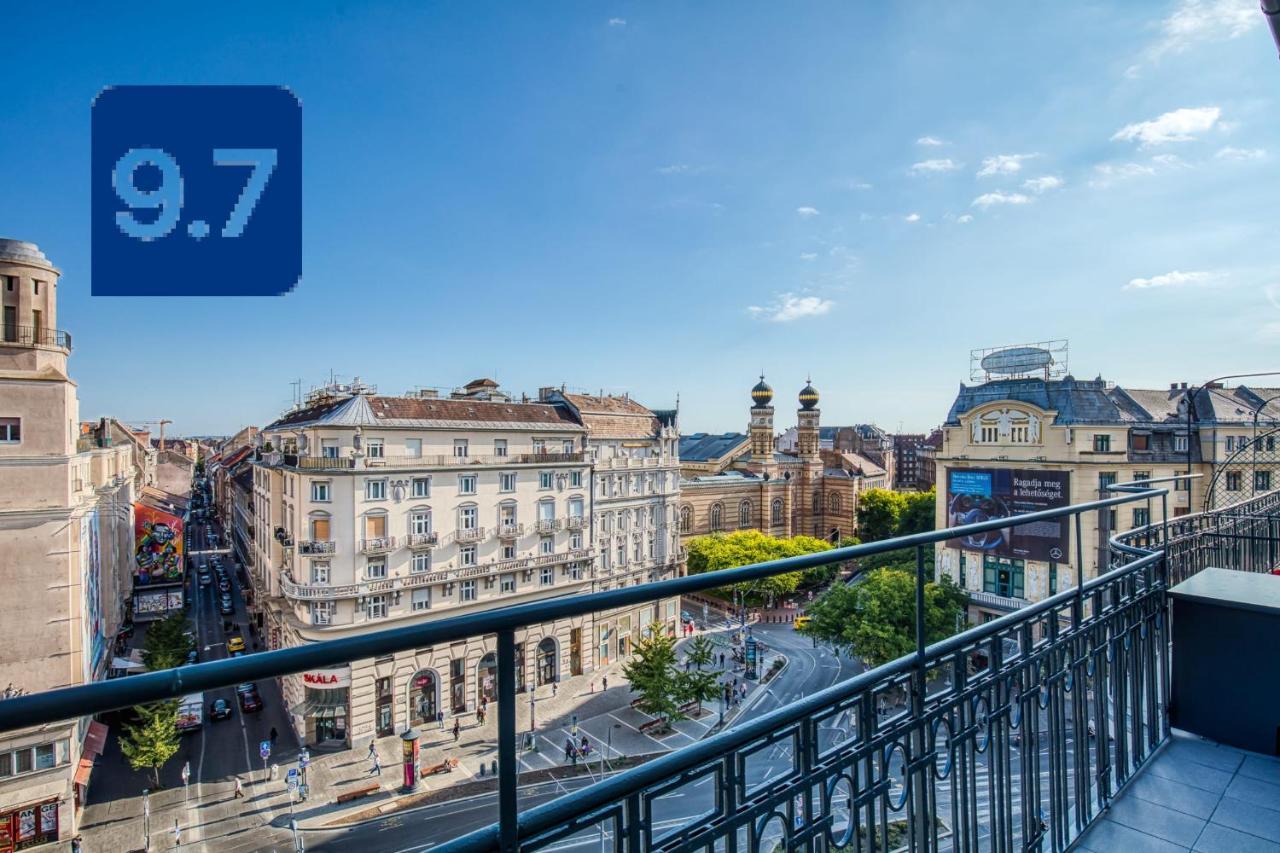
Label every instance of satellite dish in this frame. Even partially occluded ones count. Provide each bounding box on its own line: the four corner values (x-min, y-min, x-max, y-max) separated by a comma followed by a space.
980, 346, 1053, 376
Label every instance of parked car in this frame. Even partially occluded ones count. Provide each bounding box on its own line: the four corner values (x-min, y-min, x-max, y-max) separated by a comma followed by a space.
219, 601, 234, 616
186, 649, 199, 666
218, 579, 231, 594
227, 636, 246, 653
210, 698, 233, 720
199, 572, 211, 586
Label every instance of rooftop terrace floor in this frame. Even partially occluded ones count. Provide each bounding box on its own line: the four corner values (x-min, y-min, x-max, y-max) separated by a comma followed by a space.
1074, 730, 1280, 852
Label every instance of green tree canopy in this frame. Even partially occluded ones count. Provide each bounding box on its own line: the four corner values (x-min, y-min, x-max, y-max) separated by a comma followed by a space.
898, 489, 937, 536
684, 635, 716, 670
685, 530, 834, 603
142, 612, 193, 671
119, 701, 181, 786
622, 624, 684, 722
856, 489, 905, 542
799, 568, 966, 667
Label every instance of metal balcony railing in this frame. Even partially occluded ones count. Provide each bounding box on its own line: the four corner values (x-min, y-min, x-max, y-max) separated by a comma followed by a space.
0, 323, 71, 350
6, 483, 1280, 852
359, 536, 396, 555
296, 539, 336, 555
534, 518, 560, 534
496, 522, 523, 539
453, 526, 485, 544
406, 532, 438, 549
564, 515, 585, 530
269, 452, 587, 470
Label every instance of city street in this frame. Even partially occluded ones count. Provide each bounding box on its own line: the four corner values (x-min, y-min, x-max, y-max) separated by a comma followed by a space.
80, 512, 302, 852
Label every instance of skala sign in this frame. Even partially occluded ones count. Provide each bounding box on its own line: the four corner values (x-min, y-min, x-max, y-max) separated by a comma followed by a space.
301, 667, 351, 688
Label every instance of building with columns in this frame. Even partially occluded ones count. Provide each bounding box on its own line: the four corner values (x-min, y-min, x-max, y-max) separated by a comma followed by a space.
247, 378, 680, 749
0, 239, 145, 846
678, 376, 890, 547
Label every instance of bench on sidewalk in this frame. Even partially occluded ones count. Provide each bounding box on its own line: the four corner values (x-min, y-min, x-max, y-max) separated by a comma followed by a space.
335, 783, 381, 804
421, 757, 459, 776
638, 718, 667, 734
678, 701, 702, 716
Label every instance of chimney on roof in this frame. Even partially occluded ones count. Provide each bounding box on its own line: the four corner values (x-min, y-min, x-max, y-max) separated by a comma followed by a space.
1171, 383, 1178, 391
1181, 382, 1189, 390
538, 387, 555, 402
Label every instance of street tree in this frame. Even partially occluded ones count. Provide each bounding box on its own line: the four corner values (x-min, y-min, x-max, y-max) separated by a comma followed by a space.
855, 489, 905, 542
898, 489, 937, 537
142, 612, 192, 671
119, 701, 181, 787
799, 568, 966, 667
684, 635, 716, 670
685, 530, 833, 604
675, 667, 721, 716
622, 624, 684, 725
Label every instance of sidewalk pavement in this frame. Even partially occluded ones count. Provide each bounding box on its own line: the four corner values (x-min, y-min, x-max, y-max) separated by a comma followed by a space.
78, 624, 783, 847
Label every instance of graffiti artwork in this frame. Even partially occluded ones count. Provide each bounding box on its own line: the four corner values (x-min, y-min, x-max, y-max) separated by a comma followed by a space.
134, 503, 184, 584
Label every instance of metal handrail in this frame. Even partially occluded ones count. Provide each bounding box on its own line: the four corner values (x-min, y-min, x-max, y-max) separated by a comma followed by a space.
0, 487, 1154, 730
0, 323, 71, 350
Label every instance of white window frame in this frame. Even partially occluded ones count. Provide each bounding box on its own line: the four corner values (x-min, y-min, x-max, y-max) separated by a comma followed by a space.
454, 439, 469, 458
460, 580, 477, 601
411, 510, 432, 535
411, 587, 431, 612
411, 552, 431, 573
459, 474, 477, 495
412, 477, 431, 498
366, 479, 387, 500
366, 595, 388, 620
494, 439, 508, 457
540, 535, 554, 555
500, 472, 517, 492
311, 481, 330, 503
367, 559, 387, 580
540, 567, 554, 586
460, 545, 477, 567
501, 574, 515, 593
539, 471, 553, 490
366, 438, 385, 459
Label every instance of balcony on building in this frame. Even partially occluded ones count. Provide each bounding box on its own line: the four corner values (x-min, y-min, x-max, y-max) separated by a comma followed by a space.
534, 518, 561, 534
406, 532, 438, 549
264, 451, 587, 470
0, 323, 71, 353
563, 515, 586, 531
296, 539, 336, 556
453, 526, 485, 544
359, 536, 397, 555
496, 523, 523, 540
8, 482, 1280, 853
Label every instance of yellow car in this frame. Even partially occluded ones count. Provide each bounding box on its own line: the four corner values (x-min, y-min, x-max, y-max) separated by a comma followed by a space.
793, 615, 811, 631
227, 636, 246, 654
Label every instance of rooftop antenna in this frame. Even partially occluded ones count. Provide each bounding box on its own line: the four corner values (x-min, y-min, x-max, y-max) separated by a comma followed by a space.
290, 378, 302, 408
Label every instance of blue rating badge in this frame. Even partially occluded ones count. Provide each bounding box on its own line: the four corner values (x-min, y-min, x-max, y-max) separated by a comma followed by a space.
92, 85, 301, 296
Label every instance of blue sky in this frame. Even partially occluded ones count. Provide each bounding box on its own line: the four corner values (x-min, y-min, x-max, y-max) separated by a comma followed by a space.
2, 1, 1278, 435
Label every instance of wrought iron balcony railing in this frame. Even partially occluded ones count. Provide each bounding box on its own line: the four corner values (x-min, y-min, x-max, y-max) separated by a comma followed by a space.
264, 452, 587, 470
406, 531, 438, 549
4, 482, 1278, 852
359, 536, 397, 555
496, 522, 523, 539
452, 526, 485, 544
0, 323, 71, 351
296, 539, 336, 555
534, 518, 560, 534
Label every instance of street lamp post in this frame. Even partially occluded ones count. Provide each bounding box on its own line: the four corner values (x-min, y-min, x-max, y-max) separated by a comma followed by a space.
1184, 372, 1280, 508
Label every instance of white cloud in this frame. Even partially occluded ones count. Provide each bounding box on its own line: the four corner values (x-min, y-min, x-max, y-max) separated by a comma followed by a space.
1112, 106, 1220, 147
1124, 269, 1223, 290
972, 191, 1032, 208
904, 213, 921, 223
910, 158, 961, 174
608, 17, 626, 26
1023, 175, 1064, 194
1089, 154, 1189, 188
956, 214, 973, 224
796, 206, 820, 218
916, 136, 947, 146
656, 163, 709, 175
747, 293, 835, 322
977, 153, 1039, 177
799, 252, 818, 261
1215, 146, 1266, 161
1146, 1, 1258, 62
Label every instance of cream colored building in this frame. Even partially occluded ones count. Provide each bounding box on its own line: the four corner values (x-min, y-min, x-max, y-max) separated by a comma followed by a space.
0, 240, 143, 846
249, 378, 679, 748
932, 374, 1207, 622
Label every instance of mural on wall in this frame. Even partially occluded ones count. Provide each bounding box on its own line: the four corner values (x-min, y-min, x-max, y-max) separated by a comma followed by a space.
81, 511, 106, 681
134, 503, 184, 584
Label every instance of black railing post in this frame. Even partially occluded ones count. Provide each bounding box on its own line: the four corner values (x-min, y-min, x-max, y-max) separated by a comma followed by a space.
498, 629, 518, 852
911, 545, 930, 853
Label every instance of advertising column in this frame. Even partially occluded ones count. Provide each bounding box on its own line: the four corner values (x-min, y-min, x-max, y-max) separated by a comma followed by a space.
401, 729, 420, 792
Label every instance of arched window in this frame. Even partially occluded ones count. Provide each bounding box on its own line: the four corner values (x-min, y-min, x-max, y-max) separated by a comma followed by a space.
829, 493, 842, 513
738, 500, 752, 528
680, 505, 693, 533
812, 492, 821, 513
771, 499, 784, 524
710, 503, 723, 531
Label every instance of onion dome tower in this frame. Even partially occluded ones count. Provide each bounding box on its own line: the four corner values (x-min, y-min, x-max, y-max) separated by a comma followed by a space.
749, 374, 775, 465
797, 377, 821, 460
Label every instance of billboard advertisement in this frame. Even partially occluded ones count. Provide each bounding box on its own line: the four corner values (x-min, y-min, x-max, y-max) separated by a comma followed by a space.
134, 503, 184, 584
945, 468, 1070, 562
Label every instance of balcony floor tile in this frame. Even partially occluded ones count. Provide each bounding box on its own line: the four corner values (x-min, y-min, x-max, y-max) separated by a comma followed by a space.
1106, 794, 1206, 847
1127, 772, 1222, 820
1192, 823, 1280, 853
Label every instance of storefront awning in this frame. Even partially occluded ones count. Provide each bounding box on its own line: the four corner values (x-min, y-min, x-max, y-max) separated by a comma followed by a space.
73, 758, 94, 787
83, 721, 108, 758
289, 687, 348, 717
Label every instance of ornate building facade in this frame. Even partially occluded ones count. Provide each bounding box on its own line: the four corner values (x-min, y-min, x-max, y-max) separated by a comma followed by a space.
678, 377, 890, 547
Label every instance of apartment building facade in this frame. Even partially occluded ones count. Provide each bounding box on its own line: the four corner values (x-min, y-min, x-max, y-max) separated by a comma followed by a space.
249, 379, 678, 749
933, 374, 1205, 623
0, 240, 144, 847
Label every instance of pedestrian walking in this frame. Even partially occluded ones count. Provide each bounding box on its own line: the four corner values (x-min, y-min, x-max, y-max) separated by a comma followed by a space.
602, 676, 608, 691
370, 754, 381, 776
739, 683, 747, 701
367, 741, 376, 760
719, 652, 725, 668
71, 836, 82, 853
552, 682, 558, 697
580, 735, 590, 755
453, 719, 461, 742
269, 726, 278, 744
172, 819, 181, 848
233, 777, 244, 799
476, 707, 485, 726
564, 739, 575, 764
436, 709, 444, 731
